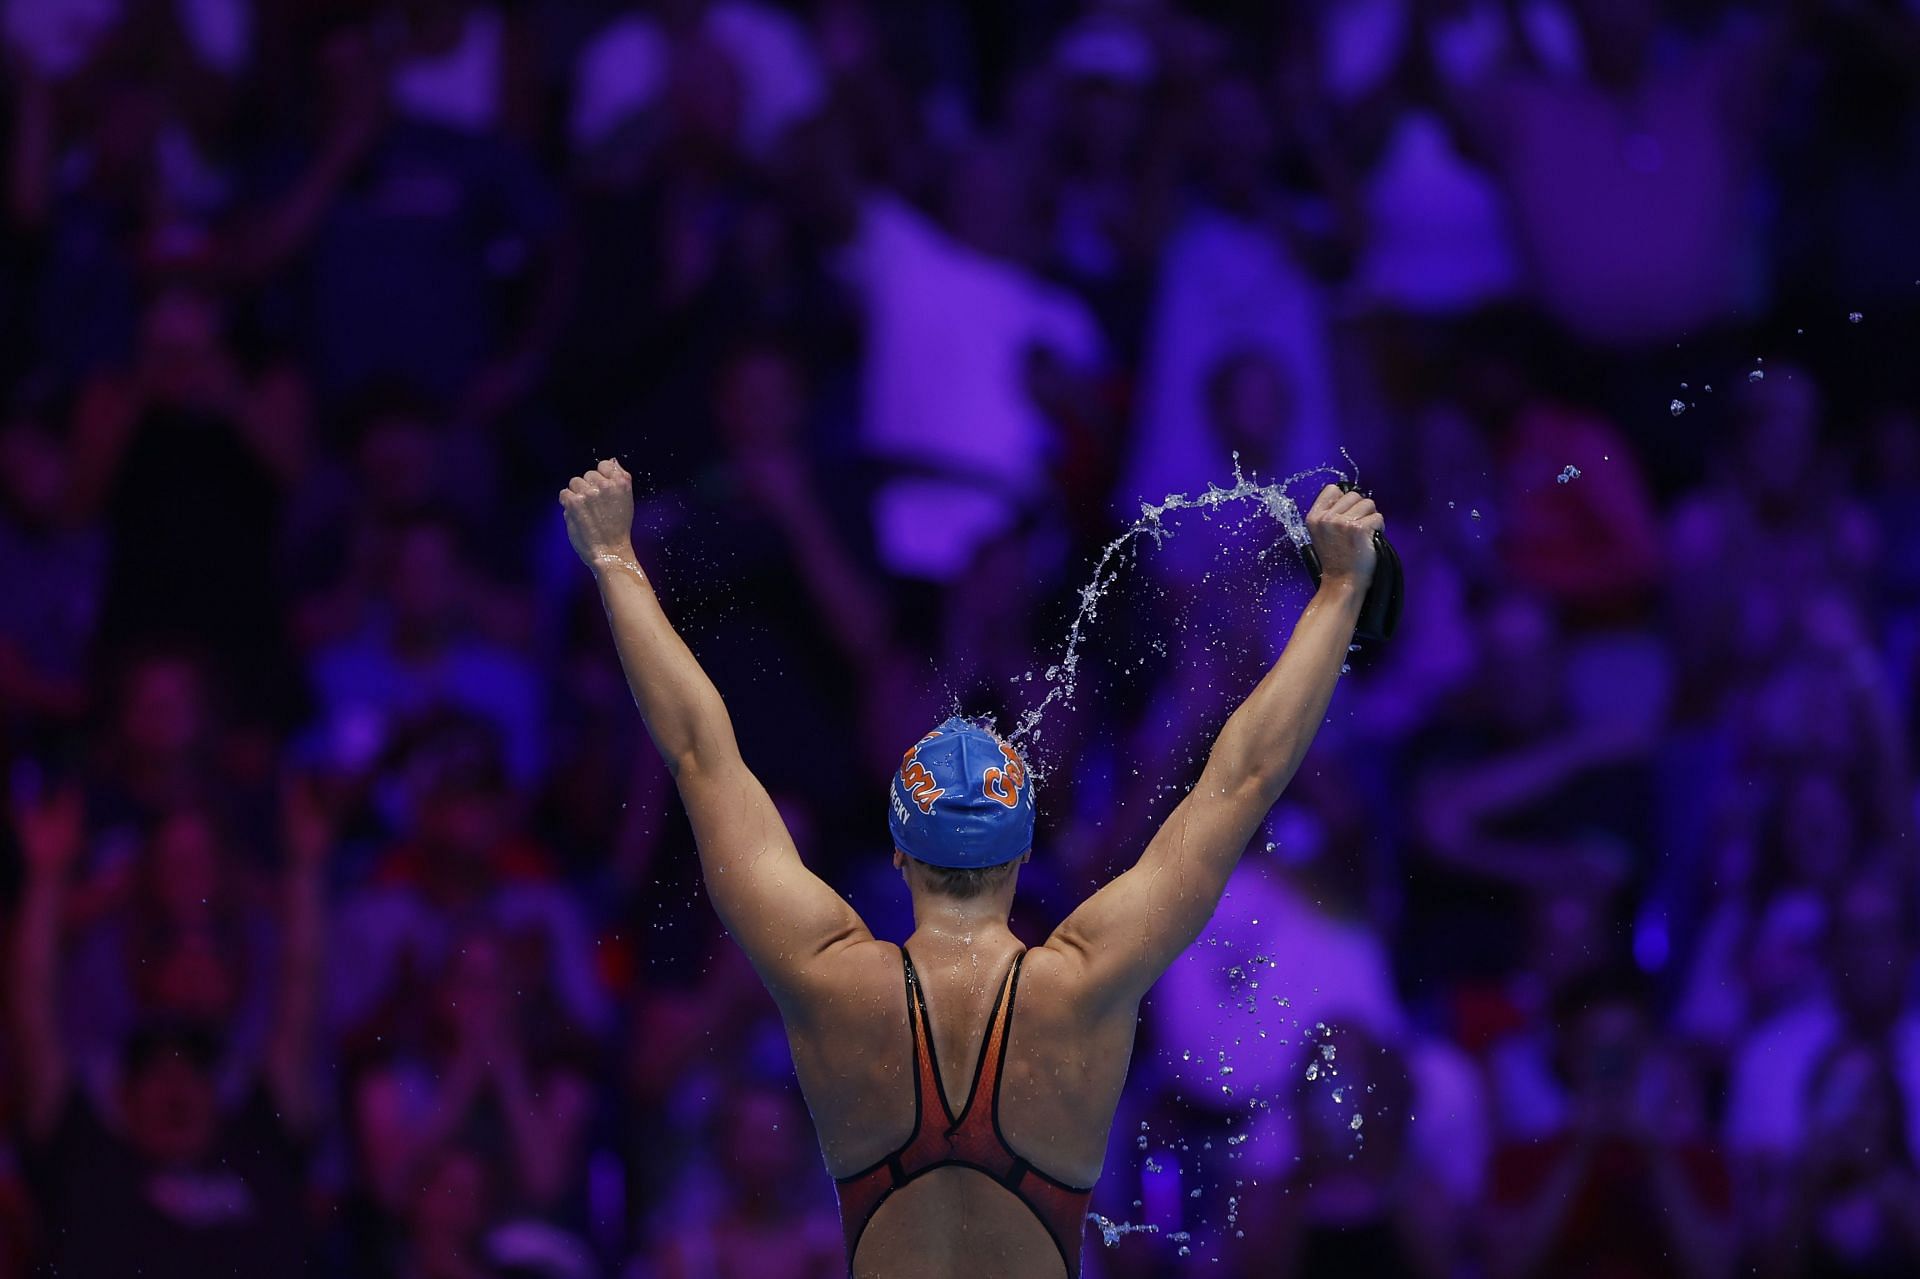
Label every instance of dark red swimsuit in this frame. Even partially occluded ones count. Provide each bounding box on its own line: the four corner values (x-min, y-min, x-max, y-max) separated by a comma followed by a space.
833, 949, 1094, 1277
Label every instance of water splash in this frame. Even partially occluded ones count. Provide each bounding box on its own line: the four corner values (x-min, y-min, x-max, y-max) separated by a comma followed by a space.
1007, 455, 1344, 769
1088, 1213, 1161, 1247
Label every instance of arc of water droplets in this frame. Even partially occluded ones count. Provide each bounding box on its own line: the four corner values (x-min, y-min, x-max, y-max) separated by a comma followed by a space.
1007, 455, 1346, 774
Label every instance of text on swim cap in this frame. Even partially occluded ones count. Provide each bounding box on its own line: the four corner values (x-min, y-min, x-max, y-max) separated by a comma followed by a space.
983, 741, 1027, 809
899, 733, 946, 815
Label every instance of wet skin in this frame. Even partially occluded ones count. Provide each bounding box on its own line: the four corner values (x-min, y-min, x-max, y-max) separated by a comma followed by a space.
561, 461, 1383, 1277
789, 919, 1133, 1279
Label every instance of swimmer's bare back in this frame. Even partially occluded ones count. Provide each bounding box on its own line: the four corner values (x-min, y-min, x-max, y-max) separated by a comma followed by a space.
561, 461, 1386, 1278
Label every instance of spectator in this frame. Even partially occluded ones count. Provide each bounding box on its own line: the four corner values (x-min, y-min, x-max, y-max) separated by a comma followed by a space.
1124, 76, 1339, 516
297, 32, 565, 412
350, 930, 594, 1219
58, 802, 280, 1101
1264, 1028, 1457, 1278
329, 712, 606, 1037
307, 519, 545, 787
70, 286, 309, 726
1758, 1040, 1920, 1278
1487, 970, 1733, 1279
642, 1081, 841, 1278
1725, 867, 1920, 1177
1456, 0, 1785, 347
7, 774, 327, 1278
391, 1143, 500, 1279
0, 400, 105, 729
854, 145, 1102, 584
570, 1, 824, 164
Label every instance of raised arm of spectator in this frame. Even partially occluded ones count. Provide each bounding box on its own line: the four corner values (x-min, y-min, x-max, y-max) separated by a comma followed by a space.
559, 460, 873, 1004
1417, 718, 1650, 887
224, 29, 385, 285
1044, 485, 1380, 1013
1644, 1141, 1735, 1279
738, 447, 893, 671
266, 773, 330, 1132
7, 785, 84, 1138
488, 1047, 591, 1208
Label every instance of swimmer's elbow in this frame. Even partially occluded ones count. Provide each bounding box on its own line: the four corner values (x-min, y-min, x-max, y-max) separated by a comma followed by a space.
809, 918, 869, 962
1200, 749, 1291, 816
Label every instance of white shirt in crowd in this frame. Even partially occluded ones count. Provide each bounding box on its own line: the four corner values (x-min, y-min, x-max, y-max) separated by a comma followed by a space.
854, 193, 1102, 582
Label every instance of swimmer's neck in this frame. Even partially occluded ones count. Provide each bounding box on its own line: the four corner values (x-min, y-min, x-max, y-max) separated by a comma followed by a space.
905, 902, 1018, 953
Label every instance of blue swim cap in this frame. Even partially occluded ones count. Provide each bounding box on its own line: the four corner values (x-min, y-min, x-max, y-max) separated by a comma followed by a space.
887, 717, 1035, 869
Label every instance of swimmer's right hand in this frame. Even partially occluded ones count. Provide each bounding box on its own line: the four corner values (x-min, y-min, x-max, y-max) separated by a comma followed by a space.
560, 458, 637, 566
1304, 483, 1384, 589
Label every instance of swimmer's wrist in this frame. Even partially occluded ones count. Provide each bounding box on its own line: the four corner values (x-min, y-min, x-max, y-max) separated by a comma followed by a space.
590, 544, 645, 583
1314, 574, 1366, 605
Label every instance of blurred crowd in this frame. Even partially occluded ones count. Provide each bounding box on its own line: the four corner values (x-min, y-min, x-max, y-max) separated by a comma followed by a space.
1, 0, 1918, 1276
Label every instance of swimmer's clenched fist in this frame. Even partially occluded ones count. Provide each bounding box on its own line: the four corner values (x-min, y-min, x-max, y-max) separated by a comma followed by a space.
1304, 482, 1385, 588
559, 458, 636, 566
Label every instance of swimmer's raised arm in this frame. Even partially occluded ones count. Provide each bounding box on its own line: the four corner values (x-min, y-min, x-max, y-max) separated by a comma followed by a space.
1045, 484, 1384, 1013
562, 461, 872, 1002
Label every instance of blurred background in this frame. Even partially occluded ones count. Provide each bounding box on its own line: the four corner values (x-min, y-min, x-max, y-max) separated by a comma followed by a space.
1, 0, 1917, 1275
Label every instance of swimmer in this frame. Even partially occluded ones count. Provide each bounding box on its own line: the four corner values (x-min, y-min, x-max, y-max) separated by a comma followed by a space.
560, 460, 1386, 1278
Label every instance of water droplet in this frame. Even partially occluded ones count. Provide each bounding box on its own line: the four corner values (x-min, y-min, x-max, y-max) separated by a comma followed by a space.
1748, 369, 1764, 382
1849, 311, 1864, 323
1556, 465, 1582, 484
1350, 1114, 1364, 1130
1669, 399, 1687, 416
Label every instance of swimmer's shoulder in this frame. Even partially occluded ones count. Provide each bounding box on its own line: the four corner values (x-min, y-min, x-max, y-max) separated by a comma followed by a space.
1015, 942, 1134, 1033
779, 936, 907, 1030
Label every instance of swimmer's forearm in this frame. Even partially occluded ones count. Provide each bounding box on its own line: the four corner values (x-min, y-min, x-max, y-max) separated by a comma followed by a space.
1207, 577, 1363, 801
592, 543, 741, 776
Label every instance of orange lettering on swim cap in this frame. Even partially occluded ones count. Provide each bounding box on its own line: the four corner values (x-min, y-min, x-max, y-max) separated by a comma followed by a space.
983, 741, 1027, 808
899, 740, 946, 815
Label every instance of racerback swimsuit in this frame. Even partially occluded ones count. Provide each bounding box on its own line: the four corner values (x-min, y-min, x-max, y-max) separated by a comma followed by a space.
833, 948, 1094, 1277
